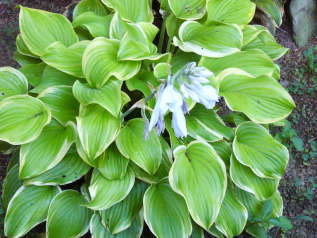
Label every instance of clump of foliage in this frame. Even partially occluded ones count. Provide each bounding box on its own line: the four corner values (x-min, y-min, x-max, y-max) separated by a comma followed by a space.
0, 0, 293, 237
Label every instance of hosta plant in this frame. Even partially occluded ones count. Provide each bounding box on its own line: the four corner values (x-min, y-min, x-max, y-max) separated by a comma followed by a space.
1, 0, 294, 237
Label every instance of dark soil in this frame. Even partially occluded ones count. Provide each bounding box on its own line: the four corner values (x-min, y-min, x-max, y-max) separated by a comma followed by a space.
0, 1, 316, 238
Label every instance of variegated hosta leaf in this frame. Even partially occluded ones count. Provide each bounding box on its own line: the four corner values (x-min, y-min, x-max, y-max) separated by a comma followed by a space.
116, 119, 162, 175
143, 182, 192, 238
16, 34, 37, 58
82, 38, 141, 88
169, 141, 227, 229
243, 25, 288, 60
76, 138, 97, 167
97, 145, 129, 180
207, 226, 224, 238
19, 62, 45, 87
4, 185, 60, 238
214, 186, 248, 238
206, 0, 256, 24
230, 155, 279, 200
117, 23, 161, 61
174, 21, 242, 57
233, 122, 289, 179
73, 12, 113, 37
73, 0, 110, 20
101, 0, 153, 23
41, 41, 89, 78
242, 25, 265, 46
253, 0, 283, 26
100, 181, 147, 234
38, 86, 79, 125
0, 67, 28, 101
86, 169, 135, 210
0, 95, 51, 145
187, 104, 234, 142
90, 212, 144, 238
73, 79, 122, 117
24, 151, 90, 186
219, 72, 295, 124
168, 0, 206, 20
200, 49, 276, 78
77, 104, 121, 160
191, 223, 205, 238
31, 66, 77, 94
109, 13, 128, 40
19, 121, 76, 179
47, 190, 92, 238
210, 141, 232, 167
2, 164, 22, 211
19, 7, 78, 56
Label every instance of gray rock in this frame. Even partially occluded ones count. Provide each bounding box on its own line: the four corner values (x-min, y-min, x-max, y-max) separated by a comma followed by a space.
290, 0, 317, 47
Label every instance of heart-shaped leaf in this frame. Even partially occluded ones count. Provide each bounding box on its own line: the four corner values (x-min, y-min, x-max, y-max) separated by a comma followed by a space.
19, 121, 76, 179
174, 21, 242, 57
169, 141, 227, 229
73, 0, 110, 20
73, 79, 122, 117
4, 185, 60, 238
19, 7, 78, 56
0, 95, 51, 145
206, 0, 256, 24
144, 182, 192, 238
233, 122, 289, 178
77, 104, 121, 160
116, 119, 162, 175
47, 190, 93, 238
168, 0, 206, 20
82, 38, 141, 88
38, 86, 79, 125
219, 72, 295, 124
86, 169, 135, 210
0, 67, 28, 101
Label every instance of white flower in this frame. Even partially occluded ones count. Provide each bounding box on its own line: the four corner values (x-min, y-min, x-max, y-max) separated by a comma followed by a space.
148, 82, 187, 137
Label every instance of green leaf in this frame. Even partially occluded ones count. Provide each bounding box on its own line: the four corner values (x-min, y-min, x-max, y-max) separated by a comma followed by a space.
187, 104, 234, 142
269, 216, 292, 231
73, 0, 110, 20
101, 0, 153, 23
253, 0, 282, 26
19, 62, 45, 87
4, 185, 60, 238
191, 223, 205, 238
90, 213, 144, 238
169, 141, 227, 229
14, 52, 41, 66
210, 141, 232, 167
38, 86, 79, 125
77, 104, 121, 160
41, 41, 89, 78
154, 63, 171, 79
0, 67, 28, 101
76, 137, 97, 167
47, 190, 92, 238
109, 13, 128, 40
233, 122, 289, 179
16, 34, 38, 58
206, 0, 256, 24
174, 21, 242, 57
230, 155, 279, 200
86, 169, 135, 210
73, 12, 112, 37
116, 119, 162, 175
243, 26, 288, 60
24, 150, 90, 186
31, 66, 77, 94
83, 38, 141, 88
0, 95, 51, 145
100, 181, 147, 234
143, 182, 192, 238
117, 23, 161, 61
19, 121, 76, 179
200, 49, 277, 78
97, 144, 129, 180
2, 165, 22, 211
166, 14, 183, 38
219, 72, 295, 124
168, 0, 206, 20
19, 7, 78, 56
214, 186, 248, 238
171, 50, 200, 74
242, 25, 265, 46
73, 79, 122, 117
